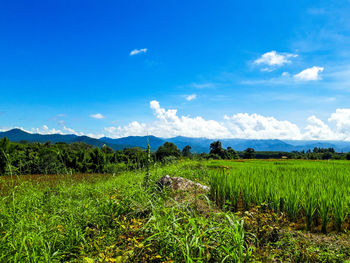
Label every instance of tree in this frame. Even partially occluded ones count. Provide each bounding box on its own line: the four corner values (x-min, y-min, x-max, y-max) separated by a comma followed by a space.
346, 152, 350, 160
227, 147, 239, 159
322, 152, 333, 160
0, 150, 7, 175
182, 145, 192, 157
155, 142, 181, 161
0, 137, 10, 175
243, 148, 255, 159
209, 141, 226, 159
90, 148, 106, 173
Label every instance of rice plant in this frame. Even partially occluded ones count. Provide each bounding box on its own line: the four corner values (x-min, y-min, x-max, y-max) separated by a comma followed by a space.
208, 160, 350, 232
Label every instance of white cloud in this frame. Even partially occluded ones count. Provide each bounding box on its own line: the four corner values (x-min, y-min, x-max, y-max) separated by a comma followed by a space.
12, 103, 350, 141
105, 121, 147, 138
104, 100, 231, 139
90, 113, 105, 119
102, 101, 350, 141
129, 48, 148, 56
103, 101, 301, 140
294, 66, 324, 81
303, 116, 336, 140
29, 125, 86, 136
63, 126, 80, 135
32, 125, 63, 135
254, 51, 297, 68
185, 94, 197, 101
224, 113, 302, 140
328, 109, 350, 139
191, 83, 216, 89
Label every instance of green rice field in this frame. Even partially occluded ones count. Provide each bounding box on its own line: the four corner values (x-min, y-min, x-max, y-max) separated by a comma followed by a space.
0, 160, 349, 262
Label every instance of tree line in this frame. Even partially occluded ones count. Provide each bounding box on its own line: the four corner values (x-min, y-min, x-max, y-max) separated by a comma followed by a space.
0, 137, 348, 176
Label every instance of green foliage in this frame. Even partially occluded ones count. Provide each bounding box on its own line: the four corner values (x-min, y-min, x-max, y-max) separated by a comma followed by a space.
182, 145, 192, 157
0, 137, 10, 175
243, 148, 255, 159
155, 142, 181, 161
209, 141, 239, 160
209, 141, 225, 159
0, 139, 158, 176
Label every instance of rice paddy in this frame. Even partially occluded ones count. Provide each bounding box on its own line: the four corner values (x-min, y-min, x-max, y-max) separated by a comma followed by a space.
209, 160, 350, 233
0, 159, 349, 262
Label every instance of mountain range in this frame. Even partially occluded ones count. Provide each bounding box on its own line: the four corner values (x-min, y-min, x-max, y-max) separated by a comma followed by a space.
1, 128, 350, 153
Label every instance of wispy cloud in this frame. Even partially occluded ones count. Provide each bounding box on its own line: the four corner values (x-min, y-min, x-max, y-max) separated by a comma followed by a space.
294, 66, 324, 81
191, 82, 216, 89
90, 113, 105, 119
129, 48, 148, 56
185, 94, 197, 101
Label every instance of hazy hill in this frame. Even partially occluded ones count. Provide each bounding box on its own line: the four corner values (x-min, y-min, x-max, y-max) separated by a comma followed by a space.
2, 128, 350, 153
0, 129, 126, 150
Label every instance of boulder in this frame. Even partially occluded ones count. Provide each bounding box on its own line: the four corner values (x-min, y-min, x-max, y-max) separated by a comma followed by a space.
157, 175, 210, 192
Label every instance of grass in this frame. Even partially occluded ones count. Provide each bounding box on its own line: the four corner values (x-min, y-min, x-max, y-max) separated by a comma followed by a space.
0, 159, 349, 262
209, 159, 350, 232
0, 161, 252, 262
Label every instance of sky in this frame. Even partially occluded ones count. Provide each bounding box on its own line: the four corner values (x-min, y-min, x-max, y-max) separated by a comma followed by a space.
1, 0, 350, 140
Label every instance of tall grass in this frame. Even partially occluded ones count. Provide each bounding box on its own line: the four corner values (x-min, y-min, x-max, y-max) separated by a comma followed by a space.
208, 160, 350, 233
0, 161, 250, 262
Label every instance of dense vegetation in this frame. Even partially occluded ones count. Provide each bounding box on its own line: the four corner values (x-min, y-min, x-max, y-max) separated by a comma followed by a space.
0, 137, 347, 176
0, 160, 349, 262
0, 162, 251, 262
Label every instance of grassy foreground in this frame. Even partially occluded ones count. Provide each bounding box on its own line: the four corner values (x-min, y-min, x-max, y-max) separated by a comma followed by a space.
0, 160, 350, 262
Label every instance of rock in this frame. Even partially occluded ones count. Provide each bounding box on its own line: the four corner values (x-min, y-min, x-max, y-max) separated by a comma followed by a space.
157, 175, 210, 192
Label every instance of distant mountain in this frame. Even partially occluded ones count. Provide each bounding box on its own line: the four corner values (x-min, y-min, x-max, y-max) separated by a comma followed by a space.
283, 140, 350, 152
0, 128, 78, 143
166, 136, 211, 153
220, 139, 295, 151
2, 128, 350, 153
100, 135, 165, 151
0, 129, 126, 150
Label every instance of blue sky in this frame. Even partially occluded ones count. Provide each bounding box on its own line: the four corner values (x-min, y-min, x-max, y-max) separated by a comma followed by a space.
1, 0, 350, 140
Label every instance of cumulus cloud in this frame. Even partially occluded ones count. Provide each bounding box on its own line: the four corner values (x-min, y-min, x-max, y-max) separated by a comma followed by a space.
129, 48, 148, 56
16, 103, 350, 141
104, 121, 147, 138
185, 94, 197, 101
303, 116, 336, 140
90, 113, 105, 119
103, 101, 302, 139
254, 51, 297, 69
102, 101, 350, 141
29, 125, 85, 136
223, 113, 302, 140
328, 109, 350, 139
104, 101, 231, 139
32, 125, 63, 135
294, 66, 324, 81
